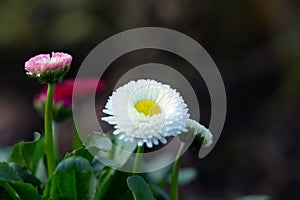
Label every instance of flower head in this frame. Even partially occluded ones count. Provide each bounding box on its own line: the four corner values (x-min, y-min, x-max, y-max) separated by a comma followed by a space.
101, 79, 190, 148
25, 52, 72, 83
186, 119, 213, 147
34, 78, 104, 121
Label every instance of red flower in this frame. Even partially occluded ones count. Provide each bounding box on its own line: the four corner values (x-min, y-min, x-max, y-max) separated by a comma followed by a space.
34, 78, 104, 121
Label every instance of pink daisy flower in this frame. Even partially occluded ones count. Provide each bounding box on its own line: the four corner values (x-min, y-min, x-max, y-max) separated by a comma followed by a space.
25, 52, 72, 83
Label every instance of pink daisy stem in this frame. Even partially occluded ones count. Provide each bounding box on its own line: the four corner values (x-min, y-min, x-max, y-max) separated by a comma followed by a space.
44, 83, 56, 177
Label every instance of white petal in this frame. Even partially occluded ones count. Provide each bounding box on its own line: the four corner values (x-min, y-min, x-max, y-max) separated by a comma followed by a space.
146, 140, 153, 148
101, 79, 190, 148
138, 140, 144, 146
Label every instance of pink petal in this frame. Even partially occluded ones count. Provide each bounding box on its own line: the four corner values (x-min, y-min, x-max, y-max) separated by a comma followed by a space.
46, 52, 72, 71
25, 54, 50, 74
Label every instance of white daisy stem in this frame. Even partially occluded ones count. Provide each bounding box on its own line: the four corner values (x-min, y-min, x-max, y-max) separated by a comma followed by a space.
132, 145, 144, 174
45, 83, 56, 177
170, 142, 185, 200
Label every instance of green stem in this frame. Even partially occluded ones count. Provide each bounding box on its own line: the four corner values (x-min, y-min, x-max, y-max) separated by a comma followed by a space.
45, 83, 56, 177
96, 167, 116, 200
170, 142, 185, 200
132, 145, 144, 174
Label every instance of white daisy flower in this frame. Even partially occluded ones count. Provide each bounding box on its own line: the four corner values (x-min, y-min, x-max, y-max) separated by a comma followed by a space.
101, 79, 190, 148
186, 119, 213, 147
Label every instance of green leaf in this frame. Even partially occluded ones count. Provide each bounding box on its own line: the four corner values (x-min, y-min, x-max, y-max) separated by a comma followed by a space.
84, 131, 112, 153
49, 156, 97, 200
127, 175, 156, 200
0, 181, 19, 200
65, 147, 94, 163
8, 132, 45, 174
0, 180, 39, 200
10, 163, 41, 190
0, 162, 39, 200
236, 195, 271, 200
10, 181, 39, 200
0, 162, 21, 181
0, 186, 16, 199
97, 135, 137, 168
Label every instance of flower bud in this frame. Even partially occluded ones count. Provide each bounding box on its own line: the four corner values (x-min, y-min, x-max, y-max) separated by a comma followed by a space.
34, 78, 104, 122
25, 52, 72, 83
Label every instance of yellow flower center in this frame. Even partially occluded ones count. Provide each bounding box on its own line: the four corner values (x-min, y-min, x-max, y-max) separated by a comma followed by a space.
134, 100, 161, 116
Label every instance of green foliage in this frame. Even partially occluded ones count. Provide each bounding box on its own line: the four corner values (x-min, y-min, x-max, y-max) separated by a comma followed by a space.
98, 170, 131, 200
0, 125, 273, 200
8, 132, 45, 174
127, 175, 156, 200
10, 163, 41, 190
0, 162, 39, 200
43, 156, 97, 200
8, 181, 39, 200
95, 167, 115, 200
65, 147, 94, 163
97, 134, 137, 168
2, 131, 142, 200
0, 162, 22, 181
83, 133, 138, 199
0, 180, 39, 200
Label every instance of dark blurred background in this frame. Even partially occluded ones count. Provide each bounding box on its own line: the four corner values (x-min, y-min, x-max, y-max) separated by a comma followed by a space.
0, 0, 300, 199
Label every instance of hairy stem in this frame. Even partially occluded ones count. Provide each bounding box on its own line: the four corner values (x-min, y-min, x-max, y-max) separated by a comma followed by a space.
45, 83, 56, 177
170, 142, 185, 200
